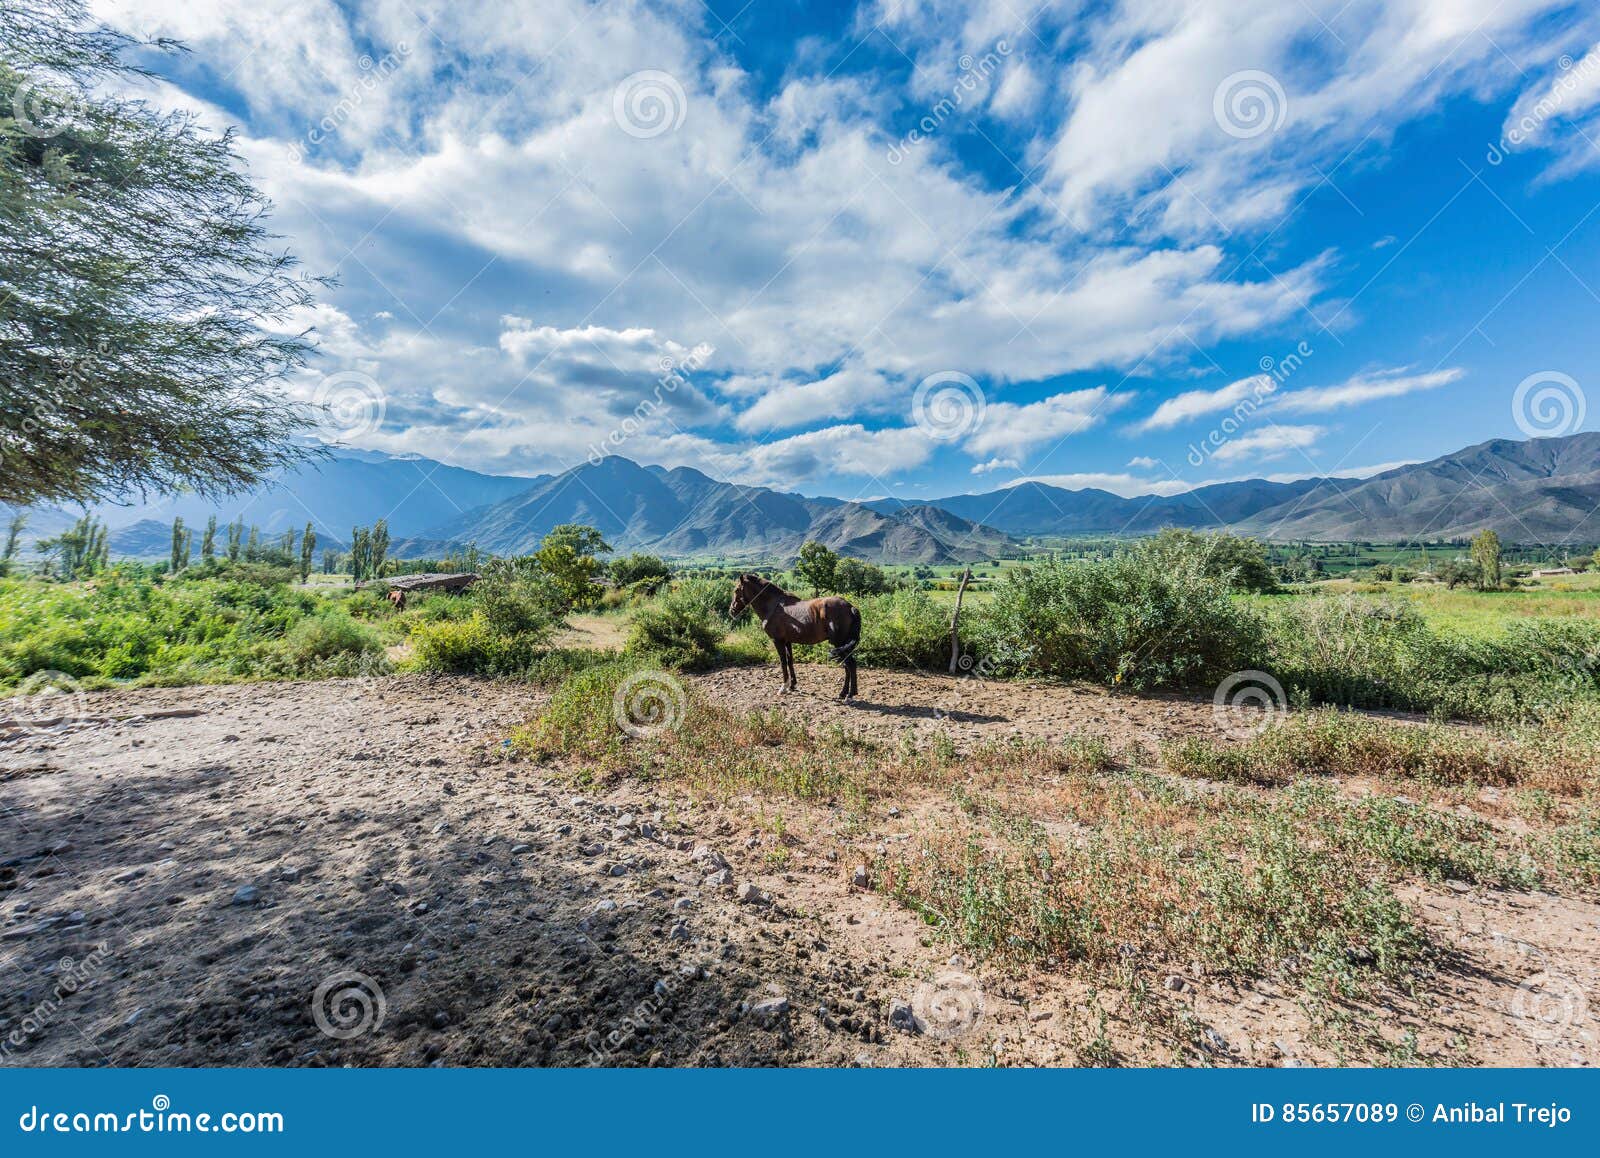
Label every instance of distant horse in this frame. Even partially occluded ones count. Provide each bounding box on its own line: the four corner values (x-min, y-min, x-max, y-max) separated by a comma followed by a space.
387, 589, 407, 612
729, 573, 860, 700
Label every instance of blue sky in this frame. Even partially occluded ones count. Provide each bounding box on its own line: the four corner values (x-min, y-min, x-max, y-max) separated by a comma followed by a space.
96, 0, 1600, 501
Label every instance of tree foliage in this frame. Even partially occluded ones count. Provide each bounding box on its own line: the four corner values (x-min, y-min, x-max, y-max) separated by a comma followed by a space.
534, 524, 611, 609
1142, 528, 1279, 593
37, 512, 106, 578
1470, 528, 1502, 591
608, 552, 671, 591
793, 540, 838, 595
0, 512, 26, 576
833, 556, 891, 595
0, 0, 324, 507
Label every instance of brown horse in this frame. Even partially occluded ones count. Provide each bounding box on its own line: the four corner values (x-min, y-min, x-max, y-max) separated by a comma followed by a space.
729, 572, 860, 700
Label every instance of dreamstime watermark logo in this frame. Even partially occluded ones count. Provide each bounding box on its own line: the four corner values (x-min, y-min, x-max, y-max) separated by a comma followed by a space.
1211, 670, 1287, 739
1512, 371, 1585, 439
313, 370, 386, 439
9, 77, 87, 138
3, 669, 90, 737
612, 670, 686, 739
932, 649, 997, 722
1487, 48, 1600, 165
2, 945, 110, 1057
1186, 340, 1313, 467
1510, 970, 1589, 1044
585, 343, 713, 464
886, 39, 1011, 163
1213, 70, 1288, 140
612, 70, 688, 139
911, 970, 985, 1039
912, 371, 985, 441
311, 971, 387, 1040
285, 43, 411, 164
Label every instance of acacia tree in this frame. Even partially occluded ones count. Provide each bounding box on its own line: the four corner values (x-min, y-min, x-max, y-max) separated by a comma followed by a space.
0, 0, 325, 507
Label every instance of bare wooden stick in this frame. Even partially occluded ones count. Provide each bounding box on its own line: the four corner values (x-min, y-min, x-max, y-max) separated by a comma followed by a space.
949, 567, 972, 674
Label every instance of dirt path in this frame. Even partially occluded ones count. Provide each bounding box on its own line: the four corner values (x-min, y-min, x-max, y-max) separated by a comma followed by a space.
2, 672, 1595, 1067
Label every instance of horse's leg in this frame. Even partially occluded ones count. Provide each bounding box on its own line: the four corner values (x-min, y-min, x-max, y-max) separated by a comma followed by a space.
773, 638, 787, 691
784, 641, 798, 691
848, 656, 858, 699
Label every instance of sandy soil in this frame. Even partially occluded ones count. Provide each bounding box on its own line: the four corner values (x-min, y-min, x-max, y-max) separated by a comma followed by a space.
1, 670, 1595, 1067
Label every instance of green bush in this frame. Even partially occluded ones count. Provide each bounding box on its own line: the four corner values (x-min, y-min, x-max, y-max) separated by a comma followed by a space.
851, 587, 949, 669
662, 576, 738, 626
974, 553, 1262, 689
409, 612, 548, 676
1261, 594, 1600, 719
275, 611, 383, 669
1139, 528, 1278, 593
404, 561, 564, 676
471, 561, 565, 638
0, 570, 352, 687
627, 584, 725, 670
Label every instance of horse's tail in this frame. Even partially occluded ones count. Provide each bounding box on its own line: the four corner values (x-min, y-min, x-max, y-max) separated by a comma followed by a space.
830, 604, 861, 661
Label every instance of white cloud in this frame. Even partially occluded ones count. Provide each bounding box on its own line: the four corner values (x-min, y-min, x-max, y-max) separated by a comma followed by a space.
989, 60, 1041, 119
713, 424, 935, 485
971, 456, 1018, 474
86, 0, 1581, 490
1126, 455, 1159, 469
1274, 367, 1463, 413
965, 386, 1129, 457
1205, 424, 1323, 466
1137, 366, 1461, 433
1498, 43, 1600, 174
734, 364, 898, 433
1138, 375, 1272, 431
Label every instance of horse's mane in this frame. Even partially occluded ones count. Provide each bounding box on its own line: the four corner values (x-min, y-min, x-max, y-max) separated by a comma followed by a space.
743, 573, 799, 605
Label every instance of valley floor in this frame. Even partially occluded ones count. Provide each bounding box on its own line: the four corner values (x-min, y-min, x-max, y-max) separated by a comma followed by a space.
1, 671, 1595, 1067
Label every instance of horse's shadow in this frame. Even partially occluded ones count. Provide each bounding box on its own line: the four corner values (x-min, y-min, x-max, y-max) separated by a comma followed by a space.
841, 698, 1008, 724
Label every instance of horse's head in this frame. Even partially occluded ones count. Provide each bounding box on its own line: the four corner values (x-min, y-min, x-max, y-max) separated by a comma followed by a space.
729, 572, 761, 619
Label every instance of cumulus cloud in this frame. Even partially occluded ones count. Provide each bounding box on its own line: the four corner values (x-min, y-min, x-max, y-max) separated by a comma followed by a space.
713, 424, 935, 486
88, 0, 1589, 490
734, 364, 899, 433
964, 386, 1130, 458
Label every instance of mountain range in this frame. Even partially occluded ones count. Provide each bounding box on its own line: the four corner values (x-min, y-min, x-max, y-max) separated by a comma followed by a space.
398, 456, 1012, 563
8, 433, 1600, 564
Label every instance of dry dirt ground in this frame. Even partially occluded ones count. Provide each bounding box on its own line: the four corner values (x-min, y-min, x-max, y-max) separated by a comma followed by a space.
1, 668, 1596, 1068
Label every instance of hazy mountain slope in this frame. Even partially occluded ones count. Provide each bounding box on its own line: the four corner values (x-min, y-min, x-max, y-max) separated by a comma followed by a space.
916, 477, 1347, 536
419, 457, 1015, 563
1236, 435, 1600, 541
